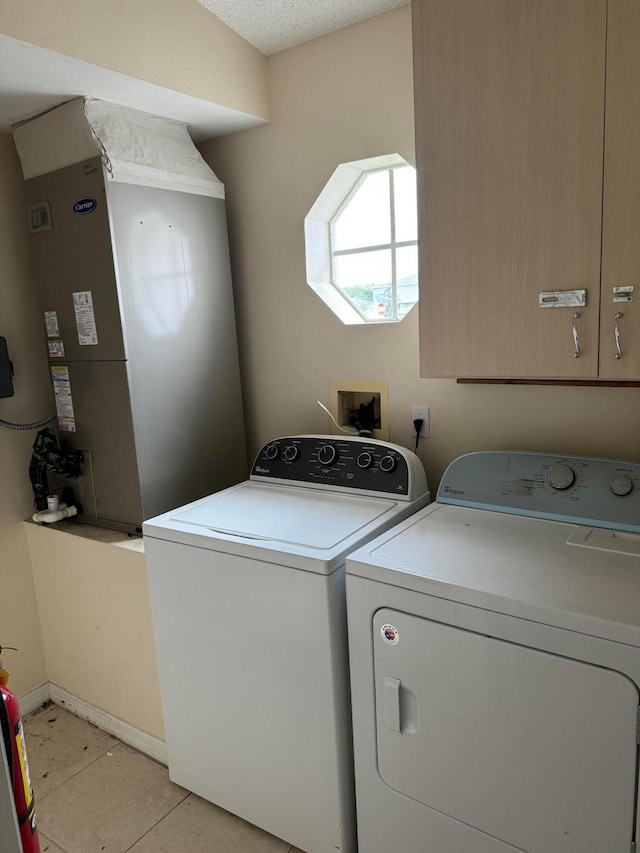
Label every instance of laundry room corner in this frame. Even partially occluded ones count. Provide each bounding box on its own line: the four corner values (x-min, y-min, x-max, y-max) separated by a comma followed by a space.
23, 521, 165, 747
0, 132, 50, 701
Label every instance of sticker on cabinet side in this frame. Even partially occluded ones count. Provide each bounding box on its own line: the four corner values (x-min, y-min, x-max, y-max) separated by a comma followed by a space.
72, 290, 98, 345
44, 311, 59, 337
51, 365, 76, 432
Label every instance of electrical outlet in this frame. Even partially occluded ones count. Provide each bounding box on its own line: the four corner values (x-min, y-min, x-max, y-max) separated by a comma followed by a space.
411, 406, 430, 438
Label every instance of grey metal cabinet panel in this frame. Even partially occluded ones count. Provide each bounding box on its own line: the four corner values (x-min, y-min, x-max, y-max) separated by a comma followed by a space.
24, 158, 126, 361
106, 182, 247, 520
54, 360, 143, 526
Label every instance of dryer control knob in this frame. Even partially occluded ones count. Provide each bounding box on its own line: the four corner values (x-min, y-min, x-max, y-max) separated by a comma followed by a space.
264, 443, 280, 460
547, 464, 575, 490
317, 444, 337, 466
357, 452, 373, 469
610, 476, 633, 497
283, 445, 299, 462
379, 455, 397, 473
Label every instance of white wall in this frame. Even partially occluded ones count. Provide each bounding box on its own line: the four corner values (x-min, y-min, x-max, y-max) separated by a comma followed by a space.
201, 5, 640, 489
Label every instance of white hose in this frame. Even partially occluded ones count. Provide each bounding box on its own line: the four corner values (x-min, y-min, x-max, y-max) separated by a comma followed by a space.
32, 505, 77, 524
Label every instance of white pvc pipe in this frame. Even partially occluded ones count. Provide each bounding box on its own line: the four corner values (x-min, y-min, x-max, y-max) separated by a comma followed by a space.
31, 505, 77, 524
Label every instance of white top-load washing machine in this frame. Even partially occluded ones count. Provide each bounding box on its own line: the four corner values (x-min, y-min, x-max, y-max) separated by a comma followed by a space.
346, 450, 640, 853
143, 434, 429, 853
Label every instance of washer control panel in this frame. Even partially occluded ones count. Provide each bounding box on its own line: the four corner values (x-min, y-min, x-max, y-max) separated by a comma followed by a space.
250, 435, 428, 500
438, 451, 640, 533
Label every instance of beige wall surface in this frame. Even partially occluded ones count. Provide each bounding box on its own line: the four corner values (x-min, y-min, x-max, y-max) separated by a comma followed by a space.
0, 134, 49, 696
201, 5, 640, 489
25, 524, 164, 739
0, 0, 269, 121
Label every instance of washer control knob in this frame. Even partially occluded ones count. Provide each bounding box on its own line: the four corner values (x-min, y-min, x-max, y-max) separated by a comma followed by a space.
547, 464, 575, 490
264, 443, 280, 460
283, 445, 299, 462
610, 476, 633, 497
317, 444, 337, 466
379, 454, 397, 473
357, 452, 373, 469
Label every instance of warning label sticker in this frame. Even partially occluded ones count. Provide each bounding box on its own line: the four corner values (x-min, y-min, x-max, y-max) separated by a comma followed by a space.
51, 365, 76, 432
73, 290, 98, 346
48, 340, 65, 358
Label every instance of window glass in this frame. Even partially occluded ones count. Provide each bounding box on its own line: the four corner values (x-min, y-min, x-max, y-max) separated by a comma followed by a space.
332, 171, 391, 251
395, 245, 419, 319
334, 249, 393, 320
393, 166, 418, 243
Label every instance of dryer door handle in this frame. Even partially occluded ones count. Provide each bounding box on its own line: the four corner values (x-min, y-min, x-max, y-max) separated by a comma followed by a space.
384, 676, 402, 733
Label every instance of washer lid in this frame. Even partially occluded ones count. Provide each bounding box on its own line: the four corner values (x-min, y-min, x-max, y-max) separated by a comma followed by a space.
170, 481, 395, 546
347, 502, 640, 645
143, 480, 420, 573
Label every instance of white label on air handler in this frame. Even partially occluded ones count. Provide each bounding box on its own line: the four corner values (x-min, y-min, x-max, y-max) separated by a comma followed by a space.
51, 365, 76, 432
73, 290, 98, 346
45, 311, 59, 337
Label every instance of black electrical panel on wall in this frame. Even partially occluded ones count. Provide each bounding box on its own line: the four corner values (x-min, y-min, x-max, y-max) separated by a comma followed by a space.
0, 337, 14, 398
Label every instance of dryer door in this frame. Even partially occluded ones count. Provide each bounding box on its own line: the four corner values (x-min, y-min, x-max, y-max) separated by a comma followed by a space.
373, 609, 639, 853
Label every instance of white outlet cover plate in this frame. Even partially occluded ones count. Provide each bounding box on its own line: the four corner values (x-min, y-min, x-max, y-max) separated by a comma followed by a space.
411, 407, 430, 437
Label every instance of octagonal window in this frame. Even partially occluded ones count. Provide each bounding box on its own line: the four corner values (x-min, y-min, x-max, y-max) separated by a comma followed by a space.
305, 154, 418, 324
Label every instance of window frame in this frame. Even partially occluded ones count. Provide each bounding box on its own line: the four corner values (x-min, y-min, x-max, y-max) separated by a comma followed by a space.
304, 153, 418, 325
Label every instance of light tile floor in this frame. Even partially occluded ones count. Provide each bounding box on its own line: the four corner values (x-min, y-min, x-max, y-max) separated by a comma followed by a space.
23, 703, 303, 853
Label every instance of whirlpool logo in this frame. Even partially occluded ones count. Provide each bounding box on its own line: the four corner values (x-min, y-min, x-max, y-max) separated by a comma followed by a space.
73, 197, 97, 215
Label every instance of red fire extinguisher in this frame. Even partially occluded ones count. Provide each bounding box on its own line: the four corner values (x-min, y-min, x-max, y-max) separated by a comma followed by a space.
0, 648, 41, 853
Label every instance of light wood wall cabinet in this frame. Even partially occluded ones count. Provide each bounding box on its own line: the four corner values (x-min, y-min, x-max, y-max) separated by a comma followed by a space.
412, 0, 640, 380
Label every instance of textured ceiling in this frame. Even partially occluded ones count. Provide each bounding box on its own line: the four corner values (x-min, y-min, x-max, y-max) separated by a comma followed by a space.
197, 0, 409, 55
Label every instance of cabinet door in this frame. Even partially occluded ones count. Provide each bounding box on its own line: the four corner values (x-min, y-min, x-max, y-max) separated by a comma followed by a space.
413, 0, 607, 378
600, 0, 640, 379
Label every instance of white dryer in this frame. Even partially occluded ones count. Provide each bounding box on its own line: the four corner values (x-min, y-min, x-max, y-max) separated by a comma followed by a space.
143, 435, 428, 853
346, 451, 640, 853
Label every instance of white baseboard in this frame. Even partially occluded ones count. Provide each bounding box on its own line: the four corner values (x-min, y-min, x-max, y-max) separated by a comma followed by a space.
18, 682, 52, 716
48, 683, 167, 766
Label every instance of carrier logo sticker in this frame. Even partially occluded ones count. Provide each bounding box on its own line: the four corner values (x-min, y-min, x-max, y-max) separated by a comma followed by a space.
381, 624, 399, 645
73, 197, 97, 215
